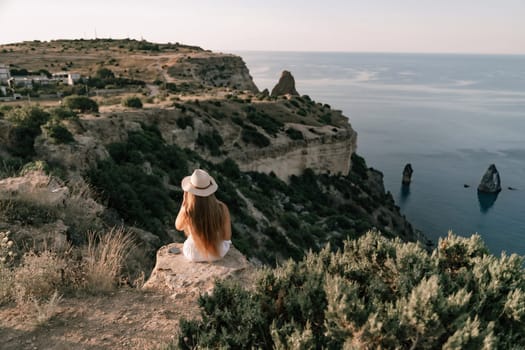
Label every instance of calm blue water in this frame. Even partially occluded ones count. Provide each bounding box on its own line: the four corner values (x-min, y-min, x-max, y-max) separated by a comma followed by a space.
238, 51, 525, 256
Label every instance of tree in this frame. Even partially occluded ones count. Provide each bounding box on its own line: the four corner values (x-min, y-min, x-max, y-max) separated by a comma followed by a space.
63, 95, 99, 113
95, 68, 115, 80
122, 96, 143, 108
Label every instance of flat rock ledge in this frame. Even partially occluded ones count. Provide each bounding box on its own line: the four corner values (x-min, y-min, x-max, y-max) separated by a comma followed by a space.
143, 243, 254, 298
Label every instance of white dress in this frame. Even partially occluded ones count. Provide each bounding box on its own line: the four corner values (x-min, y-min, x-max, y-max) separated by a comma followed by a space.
182, 234, 231, 262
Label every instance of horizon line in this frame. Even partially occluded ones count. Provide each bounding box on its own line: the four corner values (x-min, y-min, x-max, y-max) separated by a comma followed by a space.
1, 37, 523, 57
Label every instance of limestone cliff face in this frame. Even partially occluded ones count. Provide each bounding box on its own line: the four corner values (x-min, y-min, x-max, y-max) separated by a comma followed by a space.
49, 105, 357, 182
168, 54, 259, 92
230, 124, 357, 180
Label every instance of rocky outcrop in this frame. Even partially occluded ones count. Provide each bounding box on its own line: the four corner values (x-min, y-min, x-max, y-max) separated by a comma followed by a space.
168, 54, 259, 92
0, 169, 68, 206
478, 164, 501, 193
143, 243, 254, 297
0, 170, 105, 249
271, 70, 299, 97
402, 164, 413, 185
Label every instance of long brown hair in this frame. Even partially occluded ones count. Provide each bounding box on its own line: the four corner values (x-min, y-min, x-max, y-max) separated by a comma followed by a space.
182, 191, 224, 257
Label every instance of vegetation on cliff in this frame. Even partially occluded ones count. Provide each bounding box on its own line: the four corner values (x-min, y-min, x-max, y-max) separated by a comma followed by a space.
86, 122, 414, 265
177, 231, 525, 349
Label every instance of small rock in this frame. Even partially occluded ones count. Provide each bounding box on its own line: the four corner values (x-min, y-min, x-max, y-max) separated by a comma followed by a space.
402, 163, 413, 185
464, 184, 470, 188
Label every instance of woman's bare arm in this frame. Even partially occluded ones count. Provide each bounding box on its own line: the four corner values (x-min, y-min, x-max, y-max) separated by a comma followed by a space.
175, 203, 187, 232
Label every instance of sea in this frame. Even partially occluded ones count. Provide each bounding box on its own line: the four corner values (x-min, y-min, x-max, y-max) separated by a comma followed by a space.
237, 51, 525, 257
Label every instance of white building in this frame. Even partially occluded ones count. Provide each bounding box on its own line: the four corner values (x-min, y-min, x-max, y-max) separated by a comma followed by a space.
0, 64, 10, 83
8, 74, 52, 88
52, 71, 81, 85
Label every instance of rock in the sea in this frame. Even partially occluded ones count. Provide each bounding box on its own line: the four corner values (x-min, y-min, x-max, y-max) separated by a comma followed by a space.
143, 243, 254, 297
478, 164, 502, 193
271, 70, 299, 97
402, 163, 413, 185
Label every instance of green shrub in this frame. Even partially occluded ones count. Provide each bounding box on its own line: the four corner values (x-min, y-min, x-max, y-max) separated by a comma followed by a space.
241, 125, 270, 147
319, 113, 332, 124
0, 199, 59, 226
245, 107, 283, 136
49, 106, 77, 120
165, 82, 177, 92
351, 153, 368, 179
5, 105, 50, 129
196, 130, 223, 156
95, 67, 115, 80
5, 106, 50, 158
176, 115, 194, 129
63, 95, 99, 113
178, 231, 525, 349
286, 127, 304, 140
19, 160, 49, 175
44, 122, 75, 144
122, 96, 143, 108
87, 125, 187, 235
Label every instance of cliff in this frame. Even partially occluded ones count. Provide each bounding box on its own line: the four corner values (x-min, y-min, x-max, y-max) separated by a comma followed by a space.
0, 39, 423, 267
232, 123, 356, 180
167, 54, 259, 92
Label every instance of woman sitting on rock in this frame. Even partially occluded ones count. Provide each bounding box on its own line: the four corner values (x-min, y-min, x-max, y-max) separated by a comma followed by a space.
175, 169, 232, 262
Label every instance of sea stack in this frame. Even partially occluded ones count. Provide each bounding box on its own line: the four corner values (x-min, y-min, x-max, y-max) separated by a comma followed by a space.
271, 70, 299, 97
477, 164, 502, 193
402, 163, 413, 185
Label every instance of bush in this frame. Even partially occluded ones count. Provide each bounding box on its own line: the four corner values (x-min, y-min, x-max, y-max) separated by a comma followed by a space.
88, 126, 185, 235
122, 96, 143, 108
245, 108, 283, 136
14, 250, 67, 302
196, 130, 223, 156
351, 153, 368, 179
176, 115, 194, 129
286, 127, 304, 140
95, 67, 115, 80
5, 105, 50, 130
178, 232, 525, 349
63, 95, 99, 113
5, 106, 51, 158
241, 125, 270, 147
49, 106, 77, 120
44, 122, 75, 144
0, 199, 59, 226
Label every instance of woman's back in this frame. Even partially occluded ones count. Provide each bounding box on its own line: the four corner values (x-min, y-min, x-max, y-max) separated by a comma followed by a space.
176, 169, 232, 261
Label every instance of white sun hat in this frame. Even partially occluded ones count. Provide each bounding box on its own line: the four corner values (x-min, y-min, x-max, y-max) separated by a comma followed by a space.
181, 169, 218, 197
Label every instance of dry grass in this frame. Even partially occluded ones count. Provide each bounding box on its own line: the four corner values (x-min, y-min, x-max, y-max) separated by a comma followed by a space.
0, 264, 14, 304
32, 290, 62, 325
14, 250, 67, 303
83, 227, 136, 293
63, 179, 103, 236
0, 225, 139, 324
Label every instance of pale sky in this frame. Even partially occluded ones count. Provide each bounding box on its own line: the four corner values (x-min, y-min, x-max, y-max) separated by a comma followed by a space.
0, 0, 524, 54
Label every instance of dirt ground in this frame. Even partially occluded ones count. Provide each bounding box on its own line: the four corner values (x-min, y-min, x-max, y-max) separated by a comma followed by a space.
0, 288, 200, 350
